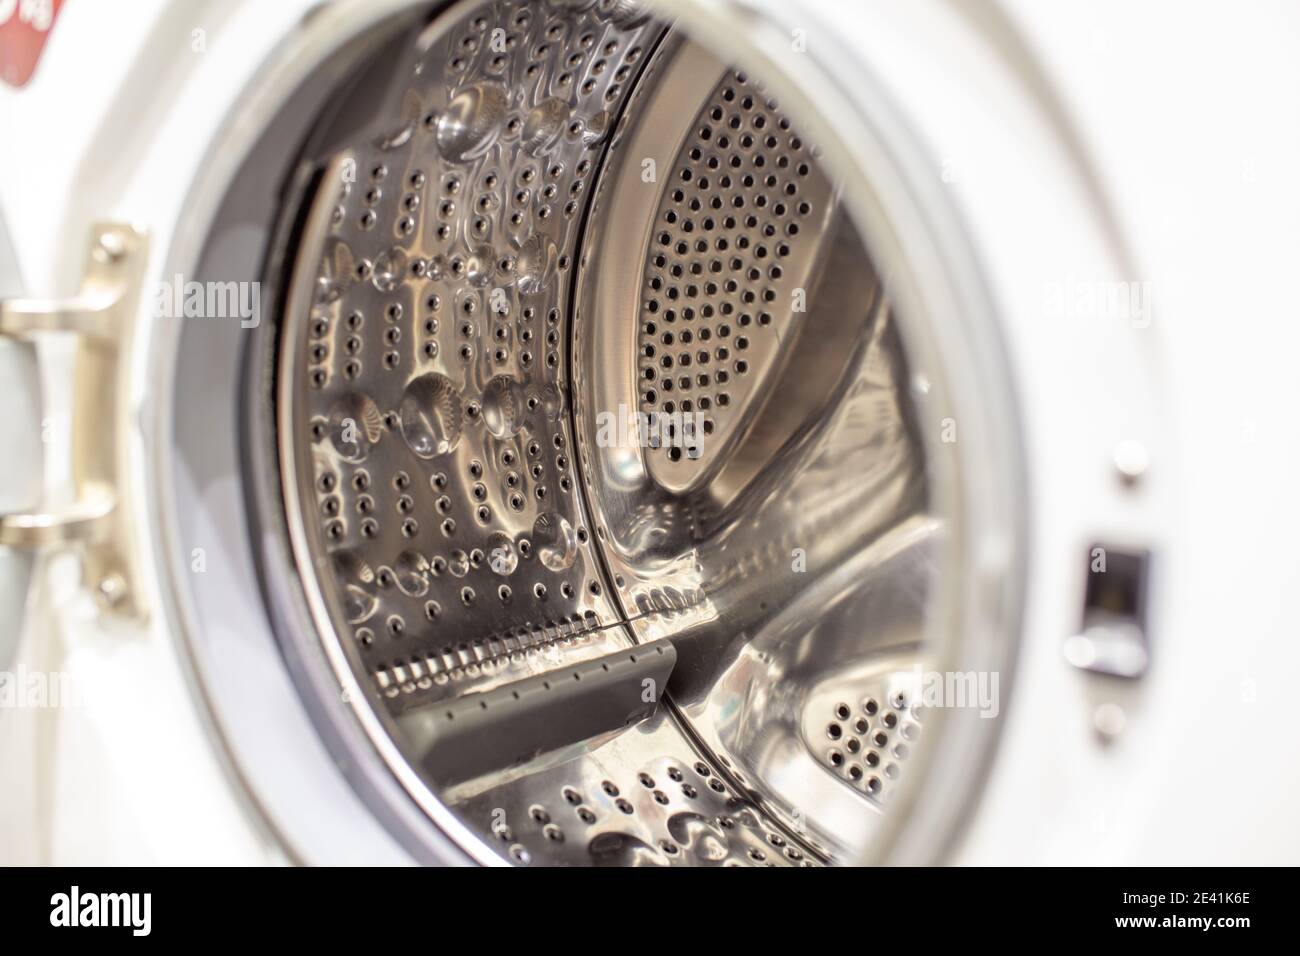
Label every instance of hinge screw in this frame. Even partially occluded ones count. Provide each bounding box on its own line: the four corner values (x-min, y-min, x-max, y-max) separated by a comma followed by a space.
97, 572, 128, 607
96, 231, 126, 263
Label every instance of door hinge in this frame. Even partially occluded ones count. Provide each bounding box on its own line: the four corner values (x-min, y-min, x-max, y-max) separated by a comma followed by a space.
0, 223, 149, 619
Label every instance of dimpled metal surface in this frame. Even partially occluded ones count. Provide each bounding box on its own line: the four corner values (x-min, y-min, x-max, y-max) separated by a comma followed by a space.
292, 1, 660, 708
278, 0, 926, 867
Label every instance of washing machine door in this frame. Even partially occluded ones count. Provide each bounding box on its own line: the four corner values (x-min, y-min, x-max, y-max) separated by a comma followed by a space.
152, 0, 1036, 867
4, 0, 1203, 867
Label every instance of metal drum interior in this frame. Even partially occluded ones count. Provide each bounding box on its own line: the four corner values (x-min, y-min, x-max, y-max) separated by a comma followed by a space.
243, 0, 1020, 866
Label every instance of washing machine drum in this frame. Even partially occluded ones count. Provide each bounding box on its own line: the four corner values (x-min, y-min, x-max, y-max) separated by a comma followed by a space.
228, 0, 1018, 866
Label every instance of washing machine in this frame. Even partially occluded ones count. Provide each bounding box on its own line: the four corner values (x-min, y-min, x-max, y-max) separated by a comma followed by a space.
2, 0, 1298, 866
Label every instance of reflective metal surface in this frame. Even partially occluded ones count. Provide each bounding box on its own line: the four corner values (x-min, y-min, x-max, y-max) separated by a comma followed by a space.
0, 224, 150, 616
288, 3, 661, 714
572, 43, 925, 851
268, 0, 986, 866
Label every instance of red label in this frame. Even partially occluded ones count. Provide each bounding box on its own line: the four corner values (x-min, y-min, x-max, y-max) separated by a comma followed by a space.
1, 0, 64, 88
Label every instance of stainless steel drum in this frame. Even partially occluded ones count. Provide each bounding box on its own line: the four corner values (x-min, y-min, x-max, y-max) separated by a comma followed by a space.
213, 0, 1025, 866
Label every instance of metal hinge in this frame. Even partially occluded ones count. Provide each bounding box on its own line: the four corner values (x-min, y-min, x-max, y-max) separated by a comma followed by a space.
0, 223, 149, 619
